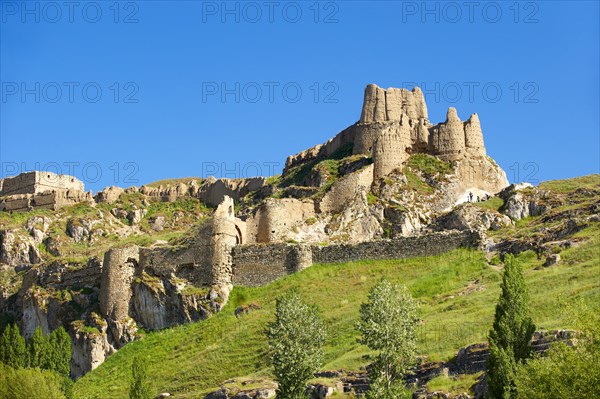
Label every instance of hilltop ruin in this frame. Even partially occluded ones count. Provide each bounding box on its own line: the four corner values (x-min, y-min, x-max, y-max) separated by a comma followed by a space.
1, 83, 515, 378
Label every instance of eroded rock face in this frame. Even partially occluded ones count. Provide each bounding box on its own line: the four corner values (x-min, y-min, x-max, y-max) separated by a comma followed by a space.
0, 229, 41, 267
432, 204, 513, 233
498, 183, 550, 221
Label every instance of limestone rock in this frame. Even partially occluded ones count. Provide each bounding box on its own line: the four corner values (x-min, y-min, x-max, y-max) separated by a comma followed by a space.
127, 209, 148, 225
544, 254, 561, 267
498, 184, 548, 221
433, 205, 512, 233
94, 186, 124, 204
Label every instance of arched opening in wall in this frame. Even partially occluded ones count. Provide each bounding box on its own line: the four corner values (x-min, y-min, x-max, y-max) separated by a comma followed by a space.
235, 225, 243, 245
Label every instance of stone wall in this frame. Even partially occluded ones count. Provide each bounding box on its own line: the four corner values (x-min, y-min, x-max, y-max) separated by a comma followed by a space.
284, 124, 357, 172
99, 246, 139, 321
312, 230, 475, 264
233, 231, 476, 287
232, 243, 312, 287
0, 171, 84, 197
360, 84, 428, 124
0, 189, 93, 212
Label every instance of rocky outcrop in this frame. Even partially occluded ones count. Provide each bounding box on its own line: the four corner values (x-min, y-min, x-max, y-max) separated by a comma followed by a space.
498, 183, 549, 221
432, 205, 513, 233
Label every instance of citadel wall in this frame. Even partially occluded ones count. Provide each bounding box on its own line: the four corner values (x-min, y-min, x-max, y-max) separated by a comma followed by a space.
232, 230, 477, 287
0, 171, 84, 197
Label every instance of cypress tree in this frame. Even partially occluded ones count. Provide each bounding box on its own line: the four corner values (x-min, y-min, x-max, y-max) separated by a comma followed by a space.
486, 255, 536, 399
49, 327, 71, 378
0, 324, 27, 369
28, 326, 51, 369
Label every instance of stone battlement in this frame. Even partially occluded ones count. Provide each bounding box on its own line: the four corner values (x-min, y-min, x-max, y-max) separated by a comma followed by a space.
0, 171, 84, 197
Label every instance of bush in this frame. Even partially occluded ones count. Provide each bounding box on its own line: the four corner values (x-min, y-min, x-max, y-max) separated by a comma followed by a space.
514, 303, 600, 398
0, 363, 66, 399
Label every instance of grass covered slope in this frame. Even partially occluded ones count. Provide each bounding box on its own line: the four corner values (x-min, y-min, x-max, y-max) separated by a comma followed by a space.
73, 223, 600, 398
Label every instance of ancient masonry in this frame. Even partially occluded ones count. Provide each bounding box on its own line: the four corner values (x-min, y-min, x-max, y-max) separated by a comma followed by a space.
0, 171, 92, 212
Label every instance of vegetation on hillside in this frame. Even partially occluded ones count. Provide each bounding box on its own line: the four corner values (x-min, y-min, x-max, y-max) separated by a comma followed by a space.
73, 218, 599, 398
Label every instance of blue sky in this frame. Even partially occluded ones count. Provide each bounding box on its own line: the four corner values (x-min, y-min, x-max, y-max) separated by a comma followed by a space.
1, 0, 599, 192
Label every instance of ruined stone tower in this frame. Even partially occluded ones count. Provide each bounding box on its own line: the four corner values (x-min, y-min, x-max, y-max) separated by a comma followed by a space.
430, 107, 466, 161
373, 114, 412, 180
464, 113, 486, 157
99, 246, 139, 321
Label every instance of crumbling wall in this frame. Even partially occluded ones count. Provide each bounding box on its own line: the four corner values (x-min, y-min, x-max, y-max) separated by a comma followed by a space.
320, 165, 374, 214
360, 84, 428, 124
248, 198, 316, 243
0, 171, 84, 197
372, 116, 412, 180
99, 246, 139, 321
430, 107, 466, 161
284, 124, 357, 172
464, 113, 486, 157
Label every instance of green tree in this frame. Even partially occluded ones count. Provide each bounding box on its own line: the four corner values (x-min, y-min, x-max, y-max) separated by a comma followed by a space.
0, 363, 66, 399
356, 279, 418, 399
514, 303, 600, 399
28, 326, 51, 369
486, 255, 535, 399
265, 290, 327, 399
49, 327, 72, 378
0, 324, 27, 369
129, 356, 152, 399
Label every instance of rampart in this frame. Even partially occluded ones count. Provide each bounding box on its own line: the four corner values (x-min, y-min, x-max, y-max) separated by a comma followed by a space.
0, 171, 84, 197
232, 230, 477, 287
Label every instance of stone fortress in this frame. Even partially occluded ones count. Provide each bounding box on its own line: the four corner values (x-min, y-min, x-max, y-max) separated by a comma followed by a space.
0, 171, 92, 212
2, 83, 513, 376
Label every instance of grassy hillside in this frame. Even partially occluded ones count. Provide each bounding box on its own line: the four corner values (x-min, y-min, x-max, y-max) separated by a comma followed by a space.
73, 223, 599, 398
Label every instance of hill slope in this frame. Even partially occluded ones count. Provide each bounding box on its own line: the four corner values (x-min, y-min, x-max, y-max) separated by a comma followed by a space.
73, 222, 599, 398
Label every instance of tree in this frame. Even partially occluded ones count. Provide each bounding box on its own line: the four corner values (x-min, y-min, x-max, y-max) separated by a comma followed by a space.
486, 255, 535, 399
28, 326, 51, 369
265, 290, 327, 399
129, 356, 152, 399
356, 279, 418, 399
49, 327, 72, 378
0, 363, 66, 399
0, 324, 27, 369
514, 302, 600, 399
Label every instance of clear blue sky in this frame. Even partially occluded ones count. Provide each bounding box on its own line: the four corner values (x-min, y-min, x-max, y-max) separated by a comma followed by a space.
1, 0, 599, 192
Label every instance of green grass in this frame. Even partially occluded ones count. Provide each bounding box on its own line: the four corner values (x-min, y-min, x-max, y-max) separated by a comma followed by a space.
538, 174, 599, 193
406, 154, 453, 177
473, 197, 504, 212
144, 177, 204, 188
426, 372, 481, 395
73, 227, 600, 399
